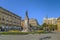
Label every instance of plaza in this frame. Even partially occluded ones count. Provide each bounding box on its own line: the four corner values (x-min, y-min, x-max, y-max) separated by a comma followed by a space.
0, 31, 59, 40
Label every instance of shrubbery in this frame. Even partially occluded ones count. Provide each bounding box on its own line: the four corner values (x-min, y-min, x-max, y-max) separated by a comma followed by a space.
0, 30, 48, 35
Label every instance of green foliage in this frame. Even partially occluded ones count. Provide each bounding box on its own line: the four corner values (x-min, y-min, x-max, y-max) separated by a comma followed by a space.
41, 23, 57, 31
0, 31, 48, 35
42, 23, 48, 27
0, 32, 29, 35
47, 24, 57, 31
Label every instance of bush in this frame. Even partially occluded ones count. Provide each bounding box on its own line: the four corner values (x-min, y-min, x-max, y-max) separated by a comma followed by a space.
0, 32, 29, 35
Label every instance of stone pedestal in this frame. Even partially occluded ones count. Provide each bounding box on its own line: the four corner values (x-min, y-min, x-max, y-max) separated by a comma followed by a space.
22, 21, 30, 32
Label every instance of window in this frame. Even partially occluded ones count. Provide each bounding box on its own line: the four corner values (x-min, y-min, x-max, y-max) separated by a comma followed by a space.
2, 18, 4, 21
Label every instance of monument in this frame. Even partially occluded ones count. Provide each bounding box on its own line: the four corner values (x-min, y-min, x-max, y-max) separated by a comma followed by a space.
22, 11, 30, 32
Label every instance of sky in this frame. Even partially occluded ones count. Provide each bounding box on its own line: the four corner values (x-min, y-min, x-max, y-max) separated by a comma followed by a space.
0, 0, 60, 25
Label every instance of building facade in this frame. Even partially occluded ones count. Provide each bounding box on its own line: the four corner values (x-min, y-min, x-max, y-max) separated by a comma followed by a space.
21, 20, 24, 27
0, 7, 21, 30
57, 17, 60, 31
43, 18, 57, 25
29, 18, 39, 27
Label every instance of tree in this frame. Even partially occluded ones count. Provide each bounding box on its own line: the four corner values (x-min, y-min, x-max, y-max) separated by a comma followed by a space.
42, 23, 47, 27
47, 24, 57, 31
41, 23, 49, 31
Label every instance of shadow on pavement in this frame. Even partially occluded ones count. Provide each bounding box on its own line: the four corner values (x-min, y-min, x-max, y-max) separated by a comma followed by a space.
39, 36, 51, 40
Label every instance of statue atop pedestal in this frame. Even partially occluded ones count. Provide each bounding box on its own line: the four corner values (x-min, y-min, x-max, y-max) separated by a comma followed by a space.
22, 11, 30, 32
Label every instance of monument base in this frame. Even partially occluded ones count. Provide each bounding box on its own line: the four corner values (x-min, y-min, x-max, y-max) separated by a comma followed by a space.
22, 29, 30, 32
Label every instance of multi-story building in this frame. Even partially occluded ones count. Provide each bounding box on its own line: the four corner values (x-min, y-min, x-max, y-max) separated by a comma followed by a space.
29, 18, 39, 26
0, 7, 21, 29
43, 18, 57, 25
21, 20, 24, 27
57, 17, 60, 31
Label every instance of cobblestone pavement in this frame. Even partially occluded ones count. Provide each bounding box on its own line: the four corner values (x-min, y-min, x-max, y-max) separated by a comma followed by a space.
0, 31, 60, 40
